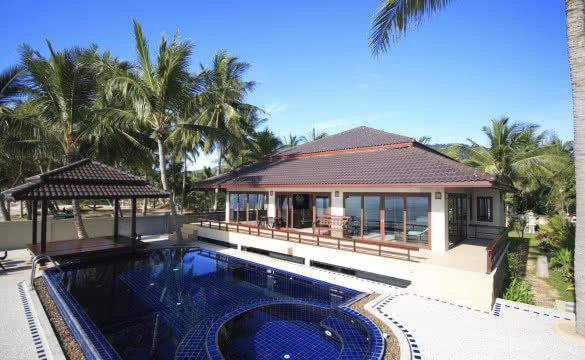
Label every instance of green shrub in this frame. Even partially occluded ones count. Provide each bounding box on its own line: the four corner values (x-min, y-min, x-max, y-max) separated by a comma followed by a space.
507, 252, 523, 280
541, 215, 575, 250
503, 279, 535, 305
550, 248, 574, 288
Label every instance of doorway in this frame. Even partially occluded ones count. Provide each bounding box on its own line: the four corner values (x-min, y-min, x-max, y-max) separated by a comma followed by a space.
448, 194, 467, 245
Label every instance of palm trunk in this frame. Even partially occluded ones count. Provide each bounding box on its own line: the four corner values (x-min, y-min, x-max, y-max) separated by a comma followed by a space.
213, 144, 222, 211
565, 0, 585, 336
157, 137, 184, 243
0, 195, 10, 221
64, 151, 88, 239
181, 154, 187, 214
143, 173, 148, 216
25, 201, 32, 220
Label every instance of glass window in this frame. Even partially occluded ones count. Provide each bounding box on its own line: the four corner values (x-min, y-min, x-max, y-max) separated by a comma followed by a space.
477, 197, 493, 222
248, 194, 257, 223
238, 194, 248, 222
316, 196, 329, 217
406, 197, 429, 246
344, 196, 362, 237
384, 197, 404, 242
363, 196, 381, 240
229, 193, 238, 222
258, 194, 267, 219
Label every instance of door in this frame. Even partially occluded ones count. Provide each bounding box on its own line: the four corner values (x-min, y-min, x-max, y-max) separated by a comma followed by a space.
448, 194, 467, 244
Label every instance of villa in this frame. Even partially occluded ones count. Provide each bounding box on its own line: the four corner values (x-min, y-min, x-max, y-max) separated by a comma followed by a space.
191, 126, 510, 309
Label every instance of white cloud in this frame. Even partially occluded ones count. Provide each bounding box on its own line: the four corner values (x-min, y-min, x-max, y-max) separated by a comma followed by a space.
265, 102, 289, 116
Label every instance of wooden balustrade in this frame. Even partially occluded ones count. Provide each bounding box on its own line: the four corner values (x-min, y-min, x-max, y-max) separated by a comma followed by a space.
198, 219, 418, 262
486, 228, 509, 273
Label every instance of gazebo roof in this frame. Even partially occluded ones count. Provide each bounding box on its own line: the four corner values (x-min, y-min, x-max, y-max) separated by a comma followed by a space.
2, 159, 169, 201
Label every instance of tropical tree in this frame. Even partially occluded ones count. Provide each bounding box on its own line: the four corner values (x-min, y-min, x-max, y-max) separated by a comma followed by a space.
369, 0, 585, 335
18, 42, 108, 238
417, 136, 432, 145
281, 133, 307, 149
109, 21, 233, 241
308, 128, 328, 141
0, 65, 25, 221
198, 50, 258, 209
253, 128, 282, 158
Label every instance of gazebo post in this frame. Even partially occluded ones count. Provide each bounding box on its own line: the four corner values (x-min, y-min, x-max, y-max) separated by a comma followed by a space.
131, 198, 137, 250
113, 199, 119, 243
40, 199, 47, 254
32, 200, 38, 245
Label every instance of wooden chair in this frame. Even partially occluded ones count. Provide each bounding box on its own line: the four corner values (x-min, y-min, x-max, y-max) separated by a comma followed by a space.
313, 215, 351, 235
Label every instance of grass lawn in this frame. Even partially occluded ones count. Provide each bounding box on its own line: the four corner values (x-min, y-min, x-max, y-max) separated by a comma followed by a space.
508, 231, 575, 303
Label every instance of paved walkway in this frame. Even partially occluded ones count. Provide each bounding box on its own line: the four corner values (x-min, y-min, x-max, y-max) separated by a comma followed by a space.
0, 249, 52, 360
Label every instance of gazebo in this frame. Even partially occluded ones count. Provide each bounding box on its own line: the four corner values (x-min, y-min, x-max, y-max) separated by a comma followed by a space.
1, 159, 169, 258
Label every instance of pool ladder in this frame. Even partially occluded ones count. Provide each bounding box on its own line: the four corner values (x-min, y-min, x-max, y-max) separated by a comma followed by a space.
30, 255, 63, 289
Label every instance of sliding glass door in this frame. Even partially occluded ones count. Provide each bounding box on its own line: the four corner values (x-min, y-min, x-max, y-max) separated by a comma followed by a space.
344, 196, 362, 237
363, 196, 381, 240
345, 193, 430, 247
384, 197, 404, 242
228, 192, 267, 224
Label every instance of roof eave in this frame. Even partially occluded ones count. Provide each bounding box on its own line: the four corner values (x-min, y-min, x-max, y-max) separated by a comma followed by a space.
192, 180, 502, 189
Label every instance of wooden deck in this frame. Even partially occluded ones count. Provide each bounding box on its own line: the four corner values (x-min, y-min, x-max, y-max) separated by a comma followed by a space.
26, 236, 132, 258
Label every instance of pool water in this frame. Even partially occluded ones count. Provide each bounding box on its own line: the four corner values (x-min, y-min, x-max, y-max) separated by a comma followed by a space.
45, 247, 382, 360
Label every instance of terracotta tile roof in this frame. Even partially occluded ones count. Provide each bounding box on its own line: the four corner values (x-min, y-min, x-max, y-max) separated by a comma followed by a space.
2, 159, 169, 200
271, 126, 414, 158
195, 144, 498, 188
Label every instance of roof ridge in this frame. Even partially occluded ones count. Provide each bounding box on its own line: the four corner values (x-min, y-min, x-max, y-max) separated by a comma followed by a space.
26, 159, 91, 182
88, 160, 146, 183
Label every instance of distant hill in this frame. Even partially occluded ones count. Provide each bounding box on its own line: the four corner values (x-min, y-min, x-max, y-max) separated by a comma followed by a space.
428, 143, 473, 161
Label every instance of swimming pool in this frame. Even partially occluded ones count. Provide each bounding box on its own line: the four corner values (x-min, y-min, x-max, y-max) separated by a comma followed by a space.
42, 247, 383, 359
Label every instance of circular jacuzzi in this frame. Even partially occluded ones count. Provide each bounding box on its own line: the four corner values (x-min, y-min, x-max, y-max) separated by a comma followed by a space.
204, 301, 384, 360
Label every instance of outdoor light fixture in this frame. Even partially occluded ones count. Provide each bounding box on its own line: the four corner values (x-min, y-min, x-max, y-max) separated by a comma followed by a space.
435, 192, 442, 200
270, 191, 274, 196
335, 191, 340, 197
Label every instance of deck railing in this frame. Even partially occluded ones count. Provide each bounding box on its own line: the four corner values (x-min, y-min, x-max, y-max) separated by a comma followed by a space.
197, 219, 419, 262
486, 228, 509, 273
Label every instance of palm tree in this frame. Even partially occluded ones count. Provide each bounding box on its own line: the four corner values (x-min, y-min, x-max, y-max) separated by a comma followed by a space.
417, 136, 432, 145
565, 0, 585, 335
253, 128, 282, 158
0, 65, 25, 221
198, 50, 258, 209
106, 20, 197, 242
281, 133, 307, 149
370, 1, 585, 333
108, 21, 232, 242
308, 128, 328, 141
19, 42, 106, 238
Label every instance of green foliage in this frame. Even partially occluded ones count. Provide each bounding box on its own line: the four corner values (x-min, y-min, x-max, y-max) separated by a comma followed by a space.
540, 215, 575, 250
550, 248, 575, 287
507, 252, 523, 280
503, 279, 535, 305
508, 214, 528, 239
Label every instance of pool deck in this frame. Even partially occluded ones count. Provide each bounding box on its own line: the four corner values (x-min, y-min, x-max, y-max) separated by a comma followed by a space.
1, 235, 584, 360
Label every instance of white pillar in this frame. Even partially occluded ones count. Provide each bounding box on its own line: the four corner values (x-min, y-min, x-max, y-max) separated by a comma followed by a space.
268, 190, 276, 217
331, 190, 343, 216
431, 188, 449, 255
225, 191, 230, 222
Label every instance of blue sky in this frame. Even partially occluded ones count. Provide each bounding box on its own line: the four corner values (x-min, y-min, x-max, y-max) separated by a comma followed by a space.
1, 1, 573, 169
